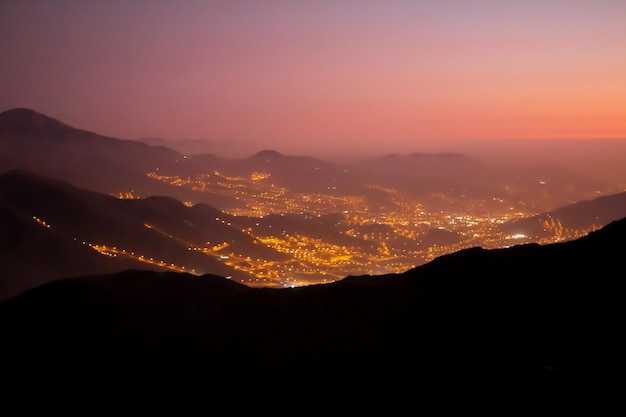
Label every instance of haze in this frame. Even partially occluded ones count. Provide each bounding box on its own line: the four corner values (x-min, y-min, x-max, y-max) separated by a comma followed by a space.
1, 1, 625, 161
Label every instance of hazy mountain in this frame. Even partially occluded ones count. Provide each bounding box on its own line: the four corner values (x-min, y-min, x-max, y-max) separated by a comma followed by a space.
502, 190, 626, 239
0, 169, 288, 301
366, 152, 478, 175
0, 109, 613, 214
138, 136, 253, 157
357, 152, 608, 211
0, 108, 237, 207
227, 149, 363, 194
1, 217, 624, 414
137, 137, 222, 155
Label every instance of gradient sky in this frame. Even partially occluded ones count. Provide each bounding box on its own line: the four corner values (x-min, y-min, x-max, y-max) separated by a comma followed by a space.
1, 0, 625, 157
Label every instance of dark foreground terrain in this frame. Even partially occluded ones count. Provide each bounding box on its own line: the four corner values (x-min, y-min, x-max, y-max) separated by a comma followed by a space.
2, 218, 626, 415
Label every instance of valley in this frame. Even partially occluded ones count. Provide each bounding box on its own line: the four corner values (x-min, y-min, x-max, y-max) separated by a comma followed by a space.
1, 108, 625, 296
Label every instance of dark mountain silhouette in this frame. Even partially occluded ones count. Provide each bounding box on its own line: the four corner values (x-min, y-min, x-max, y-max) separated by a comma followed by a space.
0, 199, 156, 303
502, 190, 626, 239
1, 217, 625, 414
0, 108, 237, 207
0, 169, 289, 301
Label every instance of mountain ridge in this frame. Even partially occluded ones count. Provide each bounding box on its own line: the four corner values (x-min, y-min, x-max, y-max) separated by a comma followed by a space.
0, 168, 281, 301
0, 108, 240, 208
1, 217, 625, 414
1, 107, 613, 212
0, 108, 74, 136
502, 190, 626, 238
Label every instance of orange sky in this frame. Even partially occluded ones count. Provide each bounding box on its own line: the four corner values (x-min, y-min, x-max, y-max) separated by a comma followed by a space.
1, 1, 624, 157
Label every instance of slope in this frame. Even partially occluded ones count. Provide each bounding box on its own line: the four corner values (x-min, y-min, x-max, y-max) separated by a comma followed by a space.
0, 169, 286, 300
502, 189, 626, 239
0, 108, 237, 207
1, 217, 624, 415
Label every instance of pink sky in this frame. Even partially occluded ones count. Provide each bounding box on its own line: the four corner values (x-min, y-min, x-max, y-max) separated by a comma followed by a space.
1, 1, 625, 157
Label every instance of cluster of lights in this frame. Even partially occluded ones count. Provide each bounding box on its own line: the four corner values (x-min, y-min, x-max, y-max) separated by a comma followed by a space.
32, 216, 51, 228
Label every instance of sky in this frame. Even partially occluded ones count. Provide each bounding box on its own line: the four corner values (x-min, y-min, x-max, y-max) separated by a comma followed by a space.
1, 0, 625, 159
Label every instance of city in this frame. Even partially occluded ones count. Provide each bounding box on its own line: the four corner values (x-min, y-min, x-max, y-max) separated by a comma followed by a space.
135, 169, 603, 287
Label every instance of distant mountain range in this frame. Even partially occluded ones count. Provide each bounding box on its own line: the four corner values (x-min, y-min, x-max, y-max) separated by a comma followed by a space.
138, 136, 244, 156
0, 108, 238, 207
2, 216, 625, 414
0, 108, 614, 212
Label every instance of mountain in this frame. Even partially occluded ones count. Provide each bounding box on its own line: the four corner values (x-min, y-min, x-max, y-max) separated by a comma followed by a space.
366, 152, 478, 174
358, 152, 608, 211
355, 152, 493, 203
0, 169, 289, 301
137, 137, 221, 155
0, 108, 237, 207
0, 196, 155, 303
502, 190, 626, 240
1, 109, 614, 215
229, 149, 363, 194
1, 217, 625, 414
0, 108, 360, 203
138, 136, 250, 157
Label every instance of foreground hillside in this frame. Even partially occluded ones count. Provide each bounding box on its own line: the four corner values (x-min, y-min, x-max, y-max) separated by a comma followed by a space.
1, 218, 625, 414
0, 169, 272, 301
502, 190, 626, 240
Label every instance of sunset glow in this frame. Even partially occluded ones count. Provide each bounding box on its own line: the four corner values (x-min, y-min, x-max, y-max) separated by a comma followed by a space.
1, 1, 624, 158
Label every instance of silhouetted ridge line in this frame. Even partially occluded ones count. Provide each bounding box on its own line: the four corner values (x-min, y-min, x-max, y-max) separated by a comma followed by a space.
0, 217, 625, 414
249, 149, 284, 159
0, 108, 75, 137
502, 190, 626, 238
0, 108, 242, 208
0, 169, 268, 301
